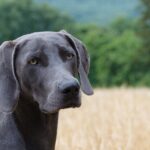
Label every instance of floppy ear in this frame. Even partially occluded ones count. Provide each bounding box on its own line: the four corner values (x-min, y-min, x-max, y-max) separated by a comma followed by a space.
0, 41, 20, 113
59, 30, 93, 95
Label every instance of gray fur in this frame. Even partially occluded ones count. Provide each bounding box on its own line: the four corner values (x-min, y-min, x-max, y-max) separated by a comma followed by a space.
0, 31, 93, 150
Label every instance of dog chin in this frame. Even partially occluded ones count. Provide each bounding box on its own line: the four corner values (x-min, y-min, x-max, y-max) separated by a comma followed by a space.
40, 105, 59, 114
40, 100, 81, 114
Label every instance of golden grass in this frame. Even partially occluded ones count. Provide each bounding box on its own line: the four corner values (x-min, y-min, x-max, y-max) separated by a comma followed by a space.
56, 88, 150, 150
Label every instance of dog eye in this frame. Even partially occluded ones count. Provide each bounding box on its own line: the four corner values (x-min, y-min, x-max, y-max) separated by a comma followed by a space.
28, 58, 39, 65
66, 53, 74, 60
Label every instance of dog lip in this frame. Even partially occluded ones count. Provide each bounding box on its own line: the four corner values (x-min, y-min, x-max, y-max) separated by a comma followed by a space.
41, 108, 59, 114
41, 100, 81, 114
41, 94, 81, 114
62, 100, 81, 109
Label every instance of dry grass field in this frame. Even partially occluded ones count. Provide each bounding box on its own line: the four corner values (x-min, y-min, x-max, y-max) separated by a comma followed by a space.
56, 88, 150, 150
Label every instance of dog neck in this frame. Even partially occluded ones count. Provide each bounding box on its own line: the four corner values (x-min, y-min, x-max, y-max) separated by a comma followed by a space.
14, 94, 59, 150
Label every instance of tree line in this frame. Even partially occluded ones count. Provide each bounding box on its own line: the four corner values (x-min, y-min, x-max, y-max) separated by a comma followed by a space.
0, 0, 149, 87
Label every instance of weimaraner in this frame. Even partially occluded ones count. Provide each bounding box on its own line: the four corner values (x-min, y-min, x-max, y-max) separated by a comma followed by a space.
0, 30, 93, 150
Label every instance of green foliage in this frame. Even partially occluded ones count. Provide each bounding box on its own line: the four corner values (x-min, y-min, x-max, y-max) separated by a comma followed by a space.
75, 22, 144, 86
0, 0, 149, 87
0, 0, 74, 43
136, 0, 150, 86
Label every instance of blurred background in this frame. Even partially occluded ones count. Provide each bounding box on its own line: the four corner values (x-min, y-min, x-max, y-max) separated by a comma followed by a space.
0, 0, 149, 86
0, 0, 150, 149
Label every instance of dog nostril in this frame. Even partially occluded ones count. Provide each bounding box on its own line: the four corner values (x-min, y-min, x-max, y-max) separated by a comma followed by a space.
74, 86, 79, 93
60, 83, 79, 95
62, 87, 72, 94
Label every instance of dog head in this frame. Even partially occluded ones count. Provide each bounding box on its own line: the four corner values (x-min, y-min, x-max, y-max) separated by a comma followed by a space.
0, 31, 93, 113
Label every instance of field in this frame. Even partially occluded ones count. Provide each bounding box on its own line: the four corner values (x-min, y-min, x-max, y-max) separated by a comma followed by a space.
56, 88, 150, 150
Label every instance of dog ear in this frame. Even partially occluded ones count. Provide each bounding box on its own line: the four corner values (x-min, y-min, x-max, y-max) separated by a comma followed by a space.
59, 30, 93, 95
0, 41, 20, 113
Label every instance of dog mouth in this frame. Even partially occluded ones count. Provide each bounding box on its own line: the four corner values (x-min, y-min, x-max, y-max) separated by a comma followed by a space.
41, 98, 81, 114
62, 100, 81, 109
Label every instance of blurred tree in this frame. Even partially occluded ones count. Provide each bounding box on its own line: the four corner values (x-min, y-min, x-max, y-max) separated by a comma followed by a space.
110, 17, 138, 33
0, 0, 74, 43
75, 23, 142, 86
136, 0, 150, 85
0, 0, 149, 87
139, 0, 150, 47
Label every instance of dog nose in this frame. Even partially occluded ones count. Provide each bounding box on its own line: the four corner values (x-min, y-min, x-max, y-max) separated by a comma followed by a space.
59, 81, 80, 95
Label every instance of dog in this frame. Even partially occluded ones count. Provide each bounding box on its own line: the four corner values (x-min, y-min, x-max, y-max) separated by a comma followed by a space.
0, 30, 93, 150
